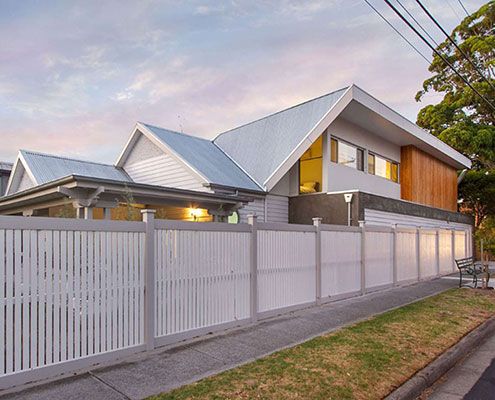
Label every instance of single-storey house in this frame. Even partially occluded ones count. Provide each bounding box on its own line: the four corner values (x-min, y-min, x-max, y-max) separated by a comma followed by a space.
0, 84, 473, 230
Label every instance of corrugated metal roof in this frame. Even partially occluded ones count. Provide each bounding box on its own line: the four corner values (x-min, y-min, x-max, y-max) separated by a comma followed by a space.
141, 123, 262, 191
20, 150, 131, 185
214, 87, 348, 187
0, 162, 12, 172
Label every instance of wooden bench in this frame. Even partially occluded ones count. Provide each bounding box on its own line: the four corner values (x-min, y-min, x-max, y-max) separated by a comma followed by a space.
455, 257, 483, 288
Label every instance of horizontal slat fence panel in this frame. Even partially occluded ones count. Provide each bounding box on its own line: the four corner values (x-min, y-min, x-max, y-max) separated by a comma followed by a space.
321, 230, 361, 299
0, 222, 145, 385
439, 230, 454, 274
419, 230, 437, 279
395, 229, 418, 283
154, 229, 251, 339
365, 230, 393, 289
257, 230, 316, 313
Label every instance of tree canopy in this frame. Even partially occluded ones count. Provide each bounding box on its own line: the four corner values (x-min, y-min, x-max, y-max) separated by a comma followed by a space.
416, 1, 494, 231
416, 1, 494, 170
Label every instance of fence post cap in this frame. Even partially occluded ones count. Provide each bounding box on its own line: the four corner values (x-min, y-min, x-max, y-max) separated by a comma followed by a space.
140, 209, 156, 214
247, 214, 257, 224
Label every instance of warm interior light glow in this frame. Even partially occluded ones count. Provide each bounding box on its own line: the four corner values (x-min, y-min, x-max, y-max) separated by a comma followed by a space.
190, 208, 203, 218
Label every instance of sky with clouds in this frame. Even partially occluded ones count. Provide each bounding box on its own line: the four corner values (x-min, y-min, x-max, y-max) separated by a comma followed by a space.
0, 0, 486, 163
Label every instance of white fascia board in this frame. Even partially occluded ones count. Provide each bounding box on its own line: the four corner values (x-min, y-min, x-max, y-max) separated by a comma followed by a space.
351, 85, 471, 169
114, 124, 141, 167
18, 151, 39, 185
264, 86, 354, 192
5, 152, 39, 195
134, 122, 211, 186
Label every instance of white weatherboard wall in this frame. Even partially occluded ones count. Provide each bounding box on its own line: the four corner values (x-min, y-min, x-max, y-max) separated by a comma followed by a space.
238, 198, 265, 223
123, 133, 210, 192
265, 195, 289, 223
365, 209, 472, 231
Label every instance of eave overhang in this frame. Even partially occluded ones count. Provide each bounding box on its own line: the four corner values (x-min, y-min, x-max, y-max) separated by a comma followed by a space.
0, 175, 255, 214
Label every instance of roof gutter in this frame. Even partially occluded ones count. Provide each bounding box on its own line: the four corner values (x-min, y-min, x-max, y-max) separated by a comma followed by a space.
0, 174, 255, 207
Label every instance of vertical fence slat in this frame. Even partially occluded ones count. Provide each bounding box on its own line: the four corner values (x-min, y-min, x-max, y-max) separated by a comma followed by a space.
0, 230, 4, 375
53, 231, 60, 364
21, 230, 31, 369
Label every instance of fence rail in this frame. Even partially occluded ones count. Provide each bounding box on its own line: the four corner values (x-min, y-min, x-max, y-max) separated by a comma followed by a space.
0, 213, 472, 390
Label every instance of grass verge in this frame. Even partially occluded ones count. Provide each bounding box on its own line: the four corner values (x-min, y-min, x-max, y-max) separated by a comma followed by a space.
149, 289, 495, 400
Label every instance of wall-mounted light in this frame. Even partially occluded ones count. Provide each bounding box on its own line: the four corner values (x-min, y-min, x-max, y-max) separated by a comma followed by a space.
344, 193, 353, 227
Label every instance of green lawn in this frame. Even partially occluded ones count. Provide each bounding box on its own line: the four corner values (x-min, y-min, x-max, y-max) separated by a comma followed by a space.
149, 289, 495, 400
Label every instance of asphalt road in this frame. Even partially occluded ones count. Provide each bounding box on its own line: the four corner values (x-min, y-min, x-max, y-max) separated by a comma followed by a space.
427, 331, 495, 399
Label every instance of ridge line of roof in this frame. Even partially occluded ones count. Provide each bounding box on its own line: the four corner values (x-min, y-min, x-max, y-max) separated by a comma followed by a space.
19, 149, 122, 169
138, 122, 213, 143
213, 86, 349, 141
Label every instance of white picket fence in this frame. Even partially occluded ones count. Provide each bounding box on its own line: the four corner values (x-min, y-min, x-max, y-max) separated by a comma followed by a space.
0, 213, 471, 390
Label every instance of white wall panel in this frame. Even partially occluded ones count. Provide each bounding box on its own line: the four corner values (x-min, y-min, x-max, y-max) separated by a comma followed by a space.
239, 198, 265, 223
455, 231, 466, 260
419, 230, 437, 279
154, 230, 251, 337
0, 225, 144, 378
395, 230, 418, 283
257, 230, 316, 313
439, 230, 453, 274
265, 195, 289, 223
125, 154, 209, 192
365, 231, 393, 289
321, 231, 361, 298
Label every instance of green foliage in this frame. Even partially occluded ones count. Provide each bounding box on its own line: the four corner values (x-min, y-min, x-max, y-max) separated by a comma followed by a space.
416, 2, 495, 230
475, 215, 495, 257
459, 169, 495, 226
416, 1, 495, 169
121, 185, 142, 221
53, 201, 76, 218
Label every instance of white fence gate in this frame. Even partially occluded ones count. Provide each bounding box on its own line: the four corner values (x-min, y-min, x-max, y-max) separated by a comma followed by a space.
0, 214, 472, 390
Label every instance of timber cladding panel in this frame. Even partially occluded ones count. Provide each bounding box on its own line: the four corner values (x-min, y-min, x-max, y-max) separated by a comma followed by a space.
400, 145, 458, 212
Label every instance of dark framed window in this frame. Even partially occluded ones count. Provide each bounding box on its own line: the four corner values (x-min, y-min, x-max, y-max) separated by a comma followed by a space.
330, 137, 364, 171
368, 153, 399, 183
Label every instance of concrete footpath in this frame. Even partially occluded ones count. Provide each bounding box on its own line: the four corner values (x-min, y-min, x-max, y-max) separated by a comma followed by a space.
425, 327, 495, 400
1, 278, 457, 400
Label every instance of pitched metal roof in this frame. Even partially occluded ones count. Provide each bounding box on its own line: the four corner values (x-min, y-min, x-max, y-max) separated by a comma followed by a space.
141, 123, 262, 191
213, 87, 348, 187
0, 162, 12, 172
20, 150, 131, 185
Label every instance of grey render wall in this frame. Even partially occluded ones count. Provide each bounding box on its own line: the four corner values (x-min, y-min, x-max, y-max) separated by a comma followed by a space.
289, 191, 473, 227
289, 192, 360, 226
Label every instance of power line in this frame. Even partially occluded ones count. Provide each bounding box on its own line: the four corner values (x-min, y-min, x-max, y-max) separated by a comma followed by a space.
457, 0, 470, 16
415, 0, 495, 92
383, 0, 495, 111
362, 0, 431, 64
395, 0, 440, 46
